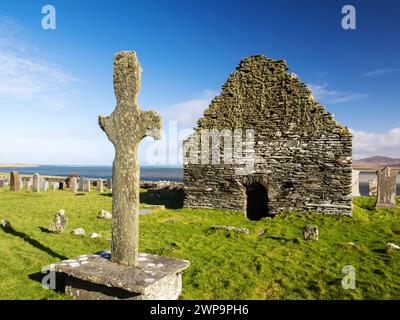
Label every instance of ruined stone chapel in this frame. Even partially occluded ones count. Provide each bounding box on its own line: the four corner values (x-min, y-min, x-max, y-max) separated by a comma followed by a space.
183, 55, 353, 219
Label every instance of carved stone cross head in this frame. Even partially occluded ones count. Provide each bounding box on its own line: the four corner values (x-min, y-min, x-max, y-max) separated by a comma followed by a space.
98, 51, 162, 266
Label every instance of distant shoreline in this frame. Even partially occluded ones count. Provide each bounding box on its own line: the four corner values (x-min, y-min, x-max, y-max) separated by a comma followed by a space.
0, 163, 38, 168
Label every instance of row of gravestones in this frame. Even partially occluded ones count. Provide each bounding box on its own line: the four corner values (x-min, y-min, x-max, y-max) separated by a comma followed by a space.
0, 171, 112, 193
352, 167, 398, 208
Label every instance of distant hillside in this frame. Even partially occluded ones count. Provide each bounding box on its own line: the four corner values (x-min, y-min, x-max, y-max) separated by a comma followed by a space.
353, 156, 400, 170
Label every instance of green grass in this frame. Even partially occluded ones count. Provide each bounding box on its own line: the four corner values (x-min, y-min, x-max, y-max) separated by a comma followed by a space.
0, 187, 399, 300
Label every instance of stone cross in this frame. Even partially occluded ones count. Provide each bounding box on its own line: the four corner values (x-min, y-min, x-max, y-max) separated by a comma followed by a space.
99, 51, 161, 266
351, 170, 360, 197
376, 167, 397, 208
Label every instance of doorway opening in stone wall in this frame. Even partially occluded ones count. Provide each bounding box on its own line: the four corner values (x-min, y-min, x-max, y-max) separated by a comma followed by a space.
245, 183, 269, 220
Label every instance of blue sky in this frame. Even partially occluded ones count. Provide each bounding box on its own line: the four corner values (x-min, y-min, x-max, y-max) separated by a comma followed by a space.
0, 0, 399, 165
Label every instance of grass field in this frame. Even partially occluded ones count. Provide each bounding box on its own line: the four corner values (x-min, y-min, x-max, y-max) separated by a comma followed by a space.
0, 187, 399, 300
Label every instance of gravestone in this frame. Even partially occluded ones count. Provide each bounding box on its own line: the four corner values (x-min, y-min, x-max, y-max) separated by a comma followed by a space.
24, 178, 32, 190
107, 178, 112, 190
33, 173, 41, 192
49, 209, 68, 233
369, 179, 377, 196
51, 51, 189, 300
41, 178, 48, 192
70, 177, 78, 192
375, 167, 397, 208
51, 182, 58, 191
0, 177, 4, 188
10, 171, 19, 192
351, 170, 360, 196
78, 178, 84, 192
18, 177, 23, 190
97, 179, 104, 193
83, 178, 91, 192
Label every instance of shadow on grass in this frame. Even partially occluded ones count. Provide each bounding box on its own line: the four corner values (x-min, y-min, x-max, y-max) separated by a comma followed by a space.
140, 189, 184, 209
75, 193, 86, 196
267, 236, 301, 244
38, 227, 52, 234
98, 192, 112, 197
1, 225, 68, 260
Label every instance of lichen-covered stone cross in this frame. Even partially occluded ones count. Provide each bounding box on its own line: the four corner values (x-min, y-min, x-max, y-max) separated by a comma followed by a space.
98, 51, 161, 266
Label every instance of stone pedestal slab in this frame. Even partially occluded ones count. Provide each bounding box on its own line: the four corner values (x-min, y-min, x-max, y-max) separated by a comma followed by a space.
52, 251, 189, 300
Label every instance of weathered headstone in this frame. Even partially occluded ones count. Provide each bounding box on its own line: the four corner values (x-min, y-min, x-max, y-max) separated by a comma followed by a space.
302, 225, 319, 240
351, 170, 360, 196
96, 179, 103, 193
70, 177, 78, 192
24, 178, 32, 190
78, 178, 84, 192
49, 209, 68, 233
97, 209, 112, 219
107, 178, 112, 190
71, 228, 85, 236
83, 178, 91, 192
51, 51, 189, 300
33, 173, 41, 192
51, 182, 58, 191
9, 171, 20, 192
0, 177, 4, 188
369, 179, 377, 196
18, 177, 23, 190
375, 167, 397, 208
41, 178, 48, 192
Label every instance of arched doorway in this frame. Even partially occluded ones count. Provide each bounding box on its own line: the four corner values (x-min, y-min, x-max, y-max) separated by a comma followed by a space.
246, 183, 269, 220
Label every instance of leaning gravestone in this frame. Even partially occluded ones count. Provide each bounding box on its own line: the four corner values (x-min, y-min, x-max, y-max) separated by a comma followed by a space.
369, 179, 377, 196
352, 170, 360, 196
70, 177, 78, 192
51, 51, 189, 300
9, 171, 20, 192
97, 179, 104, 193
49, 209, 68, 233
375, 167, 397, 208
33, 173, 40, 192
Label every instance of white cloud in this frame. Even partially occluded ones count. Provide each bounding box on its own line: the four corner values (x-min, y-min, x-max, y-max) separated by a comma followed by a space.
162, 89, 217, 128
0, 17, 77, 108
351, 128, 400, 159
363, 68, 400, 77
308, 83, 367, 104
